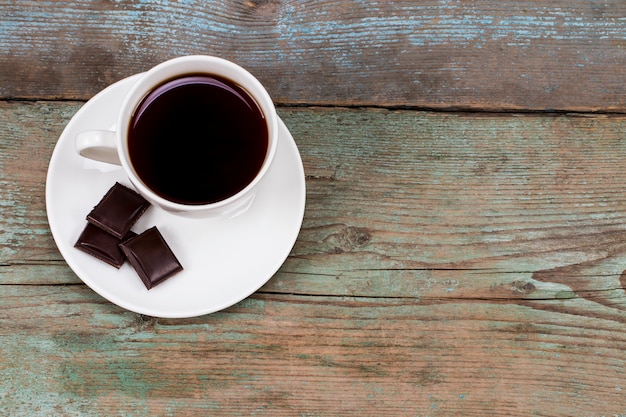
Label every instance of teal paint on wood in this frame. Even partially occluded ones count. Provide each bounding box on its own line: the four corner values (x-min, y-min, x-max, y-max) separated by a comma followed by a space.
3, 286, 626, 416
3, 102, 626, 313
0, 102, 81, 269
0, 1, 625, 110
2, 3, 626, 412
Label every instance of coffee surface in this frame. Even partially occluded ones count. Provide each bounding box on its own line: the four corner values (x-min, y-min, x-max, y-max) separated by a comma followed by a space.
128, 74, 268, 205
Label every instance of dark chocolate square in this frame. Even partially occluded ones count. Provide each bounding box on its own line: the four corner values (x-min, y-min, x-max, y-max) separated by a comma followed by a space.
119, 226, 183, 290
75, 223, 137, 268
87, 182, 150, 239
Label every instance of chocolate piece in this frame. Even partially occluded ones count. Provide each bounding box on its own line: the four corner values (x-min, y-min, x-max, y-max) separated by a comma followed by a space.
119, 226, 183, 290
75, 223, 137, 268
87, 182, 149, 239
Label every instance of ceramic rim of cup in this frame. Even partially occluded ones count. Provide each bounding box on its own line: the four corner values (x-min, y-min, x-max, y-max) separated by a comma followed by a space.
117, 55, 279, 213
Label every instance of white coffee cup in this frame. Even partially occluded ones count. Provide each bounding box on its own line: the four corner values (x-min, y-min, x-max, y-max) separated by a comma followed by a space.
76, 55, 278, 217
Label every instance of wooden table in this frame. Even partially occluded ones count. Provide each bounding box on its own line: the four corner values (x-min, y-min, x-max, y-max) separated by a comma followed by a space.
2, 1, 626, 415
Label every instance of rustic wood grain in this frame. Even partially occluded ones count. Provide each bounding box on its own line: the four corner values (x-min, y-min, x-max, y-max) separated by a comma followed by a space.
3, 102, 626, 301
3, 0, 626, 414
1, 0, 625, 111
3, 287, 626, 416
0, 103, 626, 303
2, 101, 626, 414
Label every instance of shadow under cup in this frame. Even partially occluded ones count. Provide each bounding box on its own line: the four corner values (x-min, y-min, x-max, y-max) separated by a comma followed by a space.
126, 72, 271, 208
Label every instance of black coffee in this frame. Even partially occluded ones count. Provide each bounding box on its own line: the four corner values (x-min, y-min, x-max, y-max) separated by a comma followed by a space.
128, 74, 268, 205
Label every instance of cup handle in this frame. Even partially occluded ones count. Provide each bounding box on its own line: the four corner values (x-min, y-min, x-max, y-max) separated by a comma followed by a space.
75, 130, 121, 165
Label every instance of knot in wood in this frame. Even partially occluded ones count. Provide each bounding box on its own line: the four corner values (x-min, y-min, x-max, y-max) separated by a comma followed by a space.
346, 227, 371, 248
510, 280, 536, 294
244, 0, 282, 15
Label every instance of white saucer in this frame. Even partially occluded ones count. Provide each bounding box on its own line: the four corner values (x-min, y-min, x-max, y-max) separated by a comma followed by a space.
46, 74, 306, 318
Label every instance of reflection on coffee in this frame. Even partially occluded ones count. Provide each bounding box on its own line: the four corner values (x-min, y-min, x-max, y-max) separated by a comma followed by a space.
128, 74, 268, 205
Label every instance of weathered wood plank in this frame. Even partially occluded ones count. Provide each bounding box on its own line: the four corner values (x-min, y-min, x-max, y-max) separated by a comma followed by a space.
2, 102, 626, 311
0, 102, 81, 270
276, 108, 626, 312
4, 2, 626, 415
1, 0, 625, 111
2, 286, 626, 416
